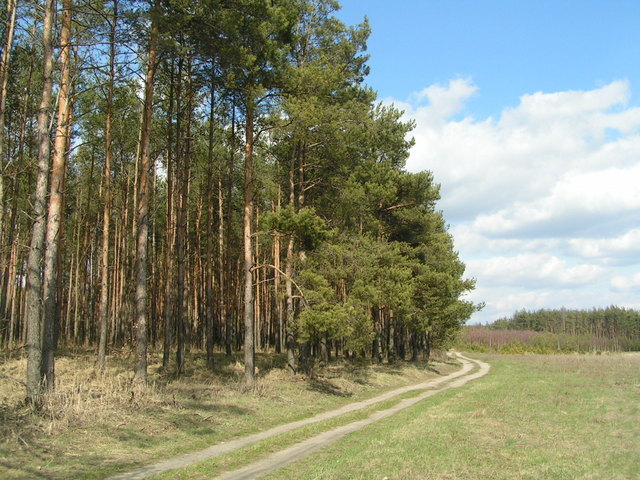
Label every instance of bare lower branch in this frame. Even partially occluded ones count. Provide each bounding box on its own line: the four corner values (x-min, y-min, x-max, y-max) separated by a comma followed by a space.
252, 263, 308, 306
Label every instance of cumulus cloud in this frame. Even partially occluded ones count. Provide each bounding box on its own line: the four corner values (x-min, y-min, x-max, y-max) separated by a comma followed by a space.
411, 78, 478, 121
400, 79, 640, 223
473, 163, 640, 238
569, 228, 640, 265
393, 79, 640, 324
466, 254, 604, 289
502, 81, 633, 124
611, 273, 640, 292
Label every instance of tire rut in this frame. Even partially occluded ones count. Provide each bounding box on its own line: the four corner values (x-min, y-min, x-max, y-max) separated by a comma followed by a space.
214, 354, 489, 480
107, 354, 489, 480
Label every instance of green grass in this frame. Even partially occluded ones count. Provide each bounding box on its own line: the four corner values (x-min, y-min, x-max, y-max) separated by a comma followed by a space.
151, 383, 449, 479
263, 353, 640, 480
0, 348, 458, 479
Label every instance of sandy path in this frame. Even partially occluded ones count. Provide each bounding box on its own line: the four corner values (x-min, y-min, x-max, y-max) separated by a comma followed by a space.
214, 354, 490, 480
108, 354, 489, 480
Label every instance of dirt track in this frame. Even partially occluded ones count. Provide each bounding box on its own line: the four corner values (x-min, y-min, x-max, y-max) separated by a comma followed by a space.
108, 354, 490, 480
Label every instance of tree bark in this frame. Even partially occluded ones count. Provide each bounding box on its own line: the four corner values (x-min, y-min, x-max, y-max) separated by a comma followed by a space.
97, 0, 118, 373
134, 0, 160, 383
243, 95, 255, 387
0, 17, 32, 330
206, 80, 216, 370
175, 56, 186, 376
0, 0, 17, 238
372, 305, 382, 364
162, 59, 175, 370
42, 0, 73, 390
25, 0, 55, 405
273, 196, 283, 354
285, 143, 298, 376
176, 56, 192, 376
224, 107, 235, 357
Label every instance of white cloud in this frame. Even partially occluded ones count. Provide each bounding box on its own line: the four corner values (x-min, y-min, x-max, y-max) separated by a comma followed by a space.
392, 79, 640, 324
399, 80, 640, 223
611, 273, 640, 292
569, 228, 640, 264
502, 81, 631, 123
473, 163, 640, 238
411, 78, 478, 121
471, 288, 555, 322
467, 253, 604, 289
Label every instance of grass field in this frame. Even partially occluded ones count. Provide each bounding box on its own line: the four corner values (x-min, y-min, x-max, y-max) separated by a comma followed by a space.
2, 352, 638, 479
265, 353, 640, 480
0, 348, 458, 479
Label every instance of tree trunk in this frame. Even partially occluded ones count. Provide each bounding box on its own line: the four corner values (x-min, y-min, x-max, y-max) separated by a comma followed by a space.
320, 333, 329, 363
372, 305, 382, 364
134, 0, 159, 383
217, 171, 225, 356
206, 80, 216, 370
0, 0, 17, 238
42, 0, 72, 390
243, 95, 255, 387
162, 59, 175, 370
0, 19, 32, 330
175, 56, 186, 376
285, 143, 299, 375
411, 329, 419, 362
97, 0, 118, 373
25, 0, 55, 405
224, 107, 235, 357
424, 331, 432, 362
176, 55, 193, 376
273, 196, 283, 354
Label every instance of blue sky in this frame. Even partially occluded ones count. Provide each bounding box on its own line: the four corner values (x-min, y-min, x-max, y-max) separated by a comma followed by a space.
337, 1, 640, 324
338, 1, 640, 118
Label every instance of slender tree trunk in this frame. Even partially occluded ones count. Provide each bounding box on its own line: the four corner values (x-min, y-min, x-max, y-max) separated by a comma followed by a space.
174, 56, 186, 376
295, 144, 309, 365
243, 95, 255, 387
320, 332, 328, 363
97, 0, 118, 372
1, 19, 32, 326
206, 81, 216, 369
134, 0, 159, 383
410, 329, 419, 362
273, 197, 283, 354
54, 110, 71, 345
25, 0, 55, 405
254, 209, 261, 352
6, 239, 18, 345
176, 56, 193, 375
162, 59, 175, 369
285, 143, 298, 376
0, 0, 17, 238
42, 0, 72, 388
424, 331, 432, 362
217, 171, 224, 355
71, 210, 81, 343
224, 107, 235, 357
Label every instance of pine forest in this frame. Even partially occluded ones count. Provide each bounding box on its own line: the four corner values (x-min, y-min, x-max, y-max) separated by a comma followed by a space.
0, 0, 479, 404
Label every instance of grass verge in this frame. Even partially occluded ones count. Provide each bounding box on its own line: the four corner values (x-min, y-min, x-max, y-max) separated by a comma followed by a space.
0, 348, 459, 479
264, 353, 640, 480
151, 382, 451, 479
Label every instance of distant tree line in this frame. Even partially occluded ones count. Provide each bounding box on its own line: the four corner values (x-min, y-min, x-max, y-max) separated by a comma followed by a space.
461, 306, 640, 352
0, 0, 478, 404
